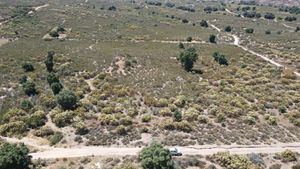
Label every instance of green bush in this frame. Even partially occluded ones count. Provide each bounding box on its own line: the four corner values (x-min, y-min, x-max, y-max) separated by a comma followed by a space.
0, 143, 31, 169
52, 110, 75, 127
45, 51, 54, 72
186, 36, 192, 42
212, 52, 228, 66
51, 82, 63, 95
224, 26, 232, 32
20, 99, 33, 111
19, 75, 27, 84
142, 114, 152, 123
56, 90, 77, 110
139, 142, 174, 169
116, 125, 127, 135
47, 73, 60, 85
0, 121, 27, 136
245, 28, 254, 33
178, 42, 185, 49
209, 34, 216, 43
178, 48, 198, 71
22, 63, 34, 72
292, 164, 300, 169
22, 81, 37, 96
27, 110, 47, 128
279, 150, 297, 162
210, 152, 257, 169
200, 20, 208, 27
173, 111, 182, 122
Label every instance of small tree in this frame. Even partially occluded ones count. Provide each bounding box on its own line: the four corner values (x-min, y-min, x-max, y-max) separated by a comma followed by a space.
22, 63, 34, 72
51, 82, 63, 95
56, 90, 77, 110
19, 75, 27, 84
139, 142, 174, 169
45, 51, 54, 72
264, 12, 275, 20
178, 48, 198, 71
200, 20, 208, 27
20, 99, 33, 111
213, 52, 228, 66
22, 81, 37, 96
0, 143, 31, 169
182, 18, 189, 23
224, 26, 232, 32
209, 34, 216, 43
295, 27, 300, 32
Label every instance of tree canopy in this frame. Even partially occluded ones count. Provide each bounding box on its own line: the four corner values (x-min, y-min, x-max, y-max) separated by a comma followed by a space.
178, 48, 198, 71
0, 143, 31, 169
139, 142, 174, 169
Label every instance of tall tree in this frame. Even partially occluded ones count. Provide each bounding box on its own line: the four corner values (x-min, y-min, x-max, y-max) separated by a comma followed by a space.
178, 48, 198, 71
0, 143, 31, 169
45, 51, 55, 72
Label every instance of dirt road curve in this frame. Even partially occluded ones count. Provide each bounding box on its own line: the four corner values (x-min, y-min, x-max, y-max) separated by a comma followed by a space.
29, 143, 300, 159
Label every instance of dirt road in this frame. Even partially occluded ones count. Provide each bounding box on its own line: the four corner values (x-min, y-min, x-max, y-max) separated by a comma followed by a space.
29, 142, 300, 159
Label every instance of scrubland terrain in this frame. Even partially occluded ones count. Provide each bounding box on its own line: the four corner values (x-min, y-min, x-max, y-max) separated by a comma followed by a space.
0, 0, 300, 168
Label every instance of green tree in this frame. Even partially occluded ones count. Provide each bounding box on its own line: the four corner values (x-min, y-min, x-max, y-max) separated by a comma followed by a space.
139, 142, 174, 169
22, 81, 37, 96
245, 28, 254, 33
212, 52, 228, 66
47, 73, 60, 85
56, 90, 77, 110
45, 51, 54, 72
209, 34, 216, 43
22, 63, 34, 72
51, 82, 63, 95
178, 48, 198, 71
0, 143, 31, 169
20, 99, 33, 111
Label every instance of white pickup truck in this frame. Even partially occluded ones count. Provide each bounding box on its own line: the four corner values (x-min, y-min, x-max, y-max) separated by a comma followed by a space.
169, 147, 182, 156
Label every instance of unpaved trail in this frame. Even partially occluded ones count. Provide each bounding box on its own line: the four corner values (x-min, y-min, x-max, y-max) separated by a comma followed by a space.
282, 23, 296, 30
209, 22, 300, 77
29, 142, 300, 159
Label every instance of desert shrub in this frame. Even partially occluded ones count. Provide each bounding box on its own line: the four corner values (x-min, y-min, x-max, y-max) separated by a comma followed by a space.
243, 115, 256, 125
146, 0, 162, 6
156, 98, 169, 107
264, 13, 275, 20
165, 2, 175, 8
51, 110, 75, 127
269, 164, 281, 169
197, 115, 208, 124
49, 30, 59, 37
296, 27, 300, 32
139, 142, 174, 169
162, 119, 175, 130
245, 28, 254, 34
116, 125, 127, 135
216, 113, 225, 123
213, 52, 229, 66
292, 164, 300, 169
22, 63, 34, 72
19, 75, 27, 84
143, 95, 157, 106
73, 121, 89, 135
47, 73, 60, 85
108, 6, 117, 11
210, 152, 257, 169
265, 115, 277, 125
33, 126, 54, 137
51, 82, 63, 95
174, 95, 186, 108
209, 34, 216, 43
27, 110, 47, 128
200, 20, 208, 27
0, 143, 31, 169
182, 19, 189, 23
102, 106, 116, 114
224, 26, 232, 32
178, 42, 185, 49
22, 81, 37, 96
175, 120, 193, 132
285, 16, 297, 22
178, 48, 198, 71
186, 37, 192, 42
49, 132, 63, 145
173, 111, 182, 122
279, 150, 297, 162
160, 108, 172, 117
2, 108, 26, 122
177, 5, 195, 12
265, 30, 271, 34
20, 99, 33, 111
56, 90, 77, 110
98, 114, 118, 125
114, 162, 138, 169
142, 114, 152, 123
183, 107, 199, 121
0, 121, 27, 136
278, 105, 287, 113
